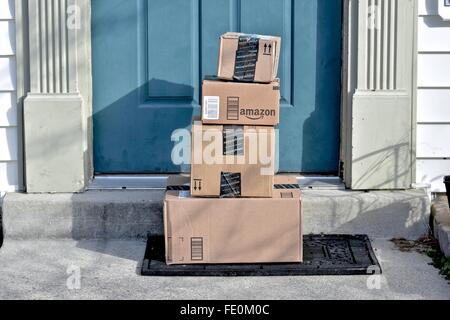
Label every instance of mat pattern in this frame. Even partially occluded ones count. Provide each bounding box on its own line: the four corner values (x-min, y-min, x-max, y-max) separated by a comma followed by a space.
141, 234, 382, 277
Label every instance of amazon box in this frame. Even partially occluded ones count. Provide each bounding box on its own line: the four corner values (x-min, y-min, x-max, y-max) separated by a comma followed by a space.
191, 120, 275, 198
164, 176, 303, 265
202, 79, 280, 126
217, 33, 281, 83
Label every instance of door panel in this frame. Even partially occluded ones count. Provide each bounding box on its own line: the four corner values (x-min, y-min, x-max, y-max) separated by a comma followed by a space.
92, 0, 342, 173
147, 0, 197, 100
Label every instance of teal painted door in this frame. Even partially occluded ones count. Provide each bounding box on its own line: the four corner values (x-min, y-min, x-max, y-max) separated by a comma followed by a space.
92, 0, 342, 173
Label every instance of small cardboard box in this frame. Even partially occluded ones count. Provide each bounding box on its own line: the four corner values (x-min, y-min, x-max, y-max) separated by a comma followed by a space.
164, 176, 303, 265
202, 79, 280, 126
191, 120, 275, 198
217, 33, 281, 83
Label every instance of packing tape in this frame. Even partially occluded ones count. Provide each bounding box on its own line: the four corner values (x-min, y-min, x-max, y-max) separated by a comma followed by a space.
274, 184, 301, 190
234, 35, 260, 82
220, 172, 242, 198
223, 126, 245, 156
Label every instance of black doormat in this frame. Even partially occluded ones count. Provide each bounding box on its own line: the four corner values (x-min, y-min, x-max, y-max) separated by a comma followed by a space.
141, 235, 382, 277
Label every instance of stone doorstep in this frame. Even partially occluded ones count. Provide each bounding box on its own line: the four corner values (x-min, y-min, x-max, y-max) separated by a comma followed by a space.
1, 189, 431, 241
431, 196, 450, 258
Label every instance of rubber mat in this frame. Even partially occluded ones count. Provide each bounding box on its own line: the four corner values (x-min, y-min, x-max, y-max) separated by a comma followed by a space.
141, 235, 382, 277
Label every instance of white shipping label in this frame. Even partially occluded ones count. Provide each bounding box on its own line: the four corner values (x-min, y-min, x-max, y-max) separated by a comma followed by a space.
203, 96, 220, 120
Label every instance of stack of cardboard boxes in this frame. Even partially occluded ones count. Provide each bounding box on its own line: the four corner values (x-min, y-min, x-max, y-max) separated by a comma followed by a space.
164, 33, 303, 265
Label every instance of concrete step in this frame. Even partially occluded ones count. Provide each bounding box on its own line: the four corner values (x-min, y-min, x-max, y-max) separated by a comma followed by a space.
1, 189, 431, 240
431, 196, 450, 258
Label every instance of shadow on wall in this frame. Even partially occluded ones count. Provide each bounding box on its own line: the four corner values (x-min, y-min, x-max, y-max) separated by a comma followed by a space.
0, 51, 15, 91
92, 79, 195, 174
352, 137, 411, 190
425, 0, 438, 15
0, 16, 20, 190
301, 0, 342, 174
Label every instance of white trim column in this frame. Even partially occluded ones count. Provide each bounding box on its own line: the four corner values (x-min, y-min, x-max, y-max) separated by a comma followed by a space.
342, 0, 417, 190
23, 0, 92, 193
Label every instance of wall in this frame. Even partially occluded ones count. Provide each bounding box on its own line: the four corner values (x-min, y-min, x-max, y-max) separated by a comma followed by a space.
0, 0, 19, 192
416, 0, 450, 192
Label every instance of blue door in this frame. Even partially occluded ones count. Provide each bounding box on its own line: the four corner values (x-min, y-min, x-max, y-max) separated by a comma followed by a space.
92, 0, 342, 173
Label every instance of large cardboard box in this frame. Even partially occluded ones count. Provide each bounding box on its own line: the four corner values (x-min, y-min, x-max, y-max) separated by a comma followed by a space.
217, 33, 281, 83
191, 120, 275, 198
164, 176, 303, 265
202, 79, 280, 126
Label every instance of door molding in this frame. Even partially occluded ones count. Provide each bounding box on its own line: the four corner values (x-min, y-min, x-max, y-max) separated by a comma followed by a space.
16, 0, 418, 192
16, 0, 92, 192
340, 0, 418, 189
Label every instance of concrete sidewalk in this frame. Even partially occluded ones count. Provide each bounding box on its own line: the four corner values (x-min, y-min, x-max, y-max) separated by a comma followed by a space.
0, 239, 448, 300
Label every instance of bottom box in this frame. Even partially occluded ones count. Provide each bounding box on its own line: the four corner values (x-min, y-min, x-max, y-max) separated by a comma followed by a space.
164, 176, 302, 265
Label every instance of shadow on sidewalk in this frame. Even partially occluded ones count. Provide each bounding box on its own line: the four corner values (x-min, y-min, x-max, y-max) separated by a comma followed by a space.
74, 239, 147, 276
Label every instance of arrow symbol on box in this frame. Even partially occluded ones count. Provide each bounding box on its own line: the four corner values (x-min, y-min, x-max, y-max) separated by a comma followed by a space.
264, 44, 272, 55
194, 179, 202, 191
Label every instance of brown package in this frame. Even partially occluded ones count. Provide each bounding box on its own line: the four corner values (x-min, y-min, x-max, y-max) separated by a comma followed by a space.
202, 79, 280, 126
217, 33, 281, 83
164, 176, 303, 265
191, 120, 275, 198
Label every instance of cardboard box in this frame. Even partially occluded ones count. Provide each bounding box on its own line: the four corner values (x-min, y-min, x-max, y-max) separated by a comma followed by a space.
164, 176, 303, 265
202, 79, 280, 126
217, 33, 281, 83
191, 120, 275, 198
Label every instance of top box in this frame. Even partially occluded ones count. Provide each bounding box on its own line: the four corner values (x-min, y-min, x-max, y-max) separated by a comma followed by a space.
217, 33, 281, 83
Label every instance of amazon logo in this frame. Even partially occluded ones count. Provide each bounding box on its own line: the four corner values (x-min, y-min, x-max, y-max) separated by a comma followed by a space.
240, 108, 276, 120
